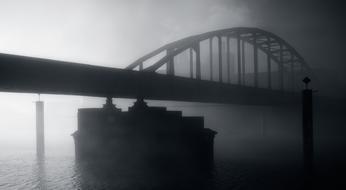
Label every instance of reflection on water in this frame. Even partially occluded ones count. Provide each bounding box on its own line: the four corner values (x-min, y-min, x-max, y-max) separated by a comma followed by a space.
34, 155, 47, 190
0, 149, 215, 190
1, 142, 345, 190
0, 147, 304, 190
75, 159, 214, 190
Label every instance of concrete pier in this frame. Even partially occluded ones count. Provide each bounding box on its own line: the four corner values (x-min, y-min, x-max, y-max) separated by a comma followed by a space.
72, 98, 217, 172
36, 101, 44, 157
302, 77, 314, 188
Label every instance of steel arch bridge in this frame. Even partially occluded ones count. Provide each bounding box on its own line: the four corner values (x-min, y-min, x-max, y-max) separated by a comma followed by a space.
126, 27, 311, 91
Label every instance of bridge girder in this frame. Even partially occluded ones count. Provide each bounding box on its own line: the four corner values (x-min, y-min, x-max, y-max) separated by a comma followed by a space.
0, 52, 301, 105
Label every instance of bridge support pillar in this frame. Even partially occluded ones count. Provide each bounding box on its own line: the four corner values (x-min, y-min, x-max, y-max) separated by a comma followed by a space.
209, 38, 213, 81
194, 44, 201, 80
167, 49, 175, 75
290, 54, 295, 91
267, 54, 272, 89
226, 37, 230, 83
139, 62, 143, 71
267, 37, 272, 89
190, 48, 194, 78
253, 33, 258, 87
302, 77, 314, 189
36, 100, 44, 157
218, 36, 222, 82
241, 40, 245, 85
279, 44, 284, 90
237, 34, 241, 85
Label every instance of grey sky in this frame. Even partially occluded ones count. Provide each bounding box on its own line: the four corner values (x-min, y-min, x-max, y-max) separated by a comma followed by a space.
0, 0, 251, 68
0, 0, 344, 70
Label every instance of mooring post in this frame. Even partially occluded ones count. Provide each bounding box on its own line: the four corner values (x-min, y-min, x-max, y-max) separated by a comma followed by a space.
36, 98, 44, 157
302, 77, 314, 188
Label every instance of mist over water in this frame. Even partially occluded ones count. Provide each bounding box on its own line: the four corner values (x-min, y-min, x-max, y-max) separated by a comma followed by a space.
1, 96, 345, 189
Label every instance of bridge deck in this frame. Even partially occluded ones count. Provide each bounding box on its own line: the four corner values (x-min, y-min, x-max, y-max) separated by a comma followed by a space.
0, 53, 299, 105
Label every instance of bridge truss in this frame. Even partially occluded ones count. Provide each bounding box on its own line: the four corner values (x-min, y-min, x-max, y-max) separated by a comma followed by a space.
126, 27, 311, 92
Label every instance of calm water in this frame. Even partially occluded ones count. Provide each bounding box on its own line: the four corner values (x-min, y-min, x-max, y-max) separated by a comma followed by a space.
1, 103, 344, 190
0, 139, 310, 190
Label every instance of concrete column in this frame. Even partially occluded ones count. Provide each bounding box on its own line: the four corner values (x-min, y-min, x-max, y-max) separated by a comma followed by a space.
253, 34, 258, 87
139, 62, 143, 71
166, 49, 175, 75
218, 36, 222, 82
279, 44, 284, 90
190, 48, 193, 78
302, 77, 314, 188
241, 40, 245, 85
237, 34, 241, 85
36, 101, 44, 157
209, 38, 213, 81
290, 54, 295, 91
267, 37, 272, 89
226, 37, 230, 83
267, 55, 272, 89
195, 44, 201, 80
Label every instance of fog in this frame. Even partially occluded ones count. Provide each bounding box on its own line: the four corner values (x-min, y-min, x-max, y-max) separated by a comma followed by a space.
0, 1, 345, 188
0, 0, 245, 149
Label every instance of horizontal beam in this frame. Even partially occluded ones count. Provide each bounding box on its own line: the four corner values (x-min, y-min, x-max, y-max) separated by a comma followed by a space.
282, 58, 302, 64
270, 48, 292, 54
0, 53, 300, 106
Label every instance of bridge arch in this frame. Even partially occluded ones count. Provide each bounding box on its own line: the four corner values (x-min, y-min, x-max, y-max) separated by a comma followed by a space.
126, 27, 311, 91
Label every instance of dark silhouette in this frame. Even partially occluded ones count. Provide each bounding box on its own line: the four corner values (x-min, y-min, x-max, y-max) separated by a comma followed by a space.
72, 98, 216, 189
302, 77, 314, 189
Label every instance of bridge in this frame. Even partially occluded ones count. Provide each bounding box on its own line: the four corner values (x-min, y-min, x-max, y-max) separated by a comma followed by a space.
0, 27, 311, 105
